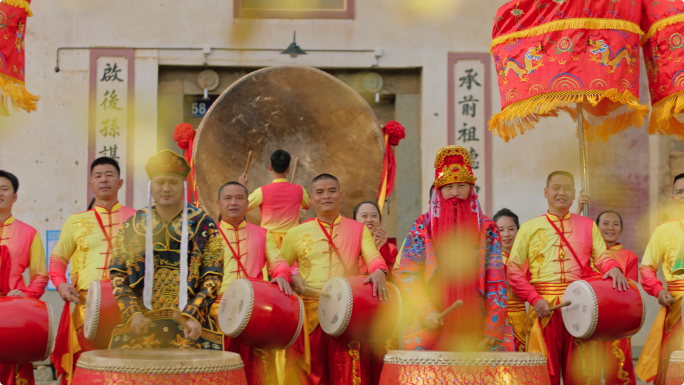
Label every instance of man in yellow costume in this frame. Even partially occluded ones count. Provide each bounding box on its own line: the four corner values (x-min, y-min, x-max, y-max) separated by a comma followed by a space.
636, 172, 684, 385
280, 173, 389, 385
507, 171, 628, 385
49, 157, 135, 385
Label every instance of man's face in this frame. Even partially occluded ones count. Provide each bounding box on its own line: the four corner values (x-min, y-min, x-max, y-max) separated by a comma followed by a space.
90, 164, 123, 201
0, 177, 17, 212
440, 183, 472, 202
217, 185, 248, 223
311, 179, 342, 215
544, 174, 575, 212
151, 175, 184, 208
672, 178, 684, 211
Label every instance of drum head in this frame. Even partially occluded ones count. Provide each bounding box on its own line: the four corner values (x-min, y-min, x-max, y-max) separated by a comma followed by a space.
318, 277, 352, 337
83, 280, 101, 341
561, 280, 598, 339
76, 349, 244, 374
218, 279, 254, 337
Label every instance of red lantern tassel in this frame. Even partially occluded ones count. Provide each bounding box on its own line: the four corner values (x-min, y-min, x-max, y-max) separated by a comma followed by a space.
173, 123, 199, 206
376, 121, 405, 212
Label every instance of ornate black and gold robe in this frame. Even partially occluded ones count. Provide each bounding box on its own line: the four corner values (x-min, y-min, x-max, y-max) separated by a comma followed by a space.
108, 204, 224, 350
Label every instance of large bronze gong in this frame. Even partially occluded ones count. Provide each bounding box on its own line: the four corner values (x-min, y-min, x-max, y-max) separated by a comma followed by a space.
193, 65, 384, 223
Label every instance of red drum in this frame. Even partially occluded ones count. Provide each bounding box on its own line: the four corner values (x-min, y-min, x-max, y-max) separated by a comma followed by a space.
218, 278, 304, 350
0, 297, 55, 364
561, 278, 645, 341
84, 280, 121, 349
72, 349, 247, 385
379, 351, 550, 385
318, 276, 402, 342
666, 350, 684, 385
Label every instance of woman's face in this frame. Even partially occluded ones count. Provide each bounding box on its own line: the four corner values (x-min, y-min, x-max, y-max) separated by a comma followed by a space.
598, 212, 622, 245
496, 216, 518, 251
355, 203, 381, 232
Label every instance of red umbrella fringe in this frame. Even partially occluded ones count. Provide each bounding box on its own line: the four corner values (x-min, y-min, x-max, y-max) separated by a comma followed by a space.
488, 89, 649, 143
0, 75, 39, 116
0, 0, 38, 116
642, 8, 684, 139
649, 91, 684, 139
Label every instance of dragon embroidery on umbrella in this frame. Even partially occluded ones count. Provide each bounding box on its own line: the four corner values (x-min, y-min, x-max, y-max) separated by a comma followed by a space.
497, 43, 546, 84
646, 45, 661, 79
586, 35, 637, 73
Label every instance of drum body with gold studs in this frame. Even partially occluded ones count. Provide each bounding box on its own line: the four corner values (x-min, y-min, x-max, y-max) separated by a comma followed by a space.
666, 350, 684, 385
561, 278, 645, 341
379, 350, 550, 385
218, 278, 304, 350
72, 349, 247, 385
0, 297, 55, 364
83, 280, 121, 349
318, 276, 402, 343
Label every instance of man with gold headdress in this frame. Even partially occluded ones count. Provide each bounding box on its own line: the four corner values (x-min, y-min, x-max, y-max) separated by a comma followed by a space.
108, 150, 224, 350
398, 145, 511, 352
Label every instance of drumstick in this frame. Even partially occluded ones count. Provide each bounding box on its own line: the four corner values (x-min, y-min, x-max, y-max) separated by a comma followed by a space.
290, 157, 299, 183
548, 301, 572, 312
667, 297, 676, 305
304, 287, 331, 298
244, 151, 253, 175
172, 311, 189, 329
70, 293, 80, 304
436, 300, 463, 321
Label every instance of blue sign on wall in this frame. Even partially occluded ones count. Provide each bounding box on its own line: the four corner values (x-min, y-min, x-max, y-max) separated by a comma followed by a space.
184, 95, 218, 118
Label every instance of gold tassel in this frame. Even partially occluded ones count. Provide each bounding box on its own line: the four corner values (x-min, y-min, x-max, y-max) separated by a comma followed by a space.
488, 89, 649, 142
491, 18, 643, 52
0, 73, 39, 116
2, 0, 33, 16
649, 90, 684, 139
642, 13, 684, 42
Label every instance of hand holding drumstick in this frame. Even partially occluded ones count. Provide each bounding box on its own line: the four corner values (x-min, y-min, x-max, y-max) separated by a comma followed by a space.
423, 300, 463, 330
173, 311, 202, 340
303, 287, 331, 298
238, 151, 253, 186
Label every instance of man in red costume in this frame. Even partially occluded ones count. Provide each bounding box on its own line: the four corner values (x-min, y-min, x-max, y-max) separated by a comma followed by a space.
49, 157, 136, 385
507, 171, 628, 385
0, 170, 48, 385
280, 173, 389, 385
398, 145, 511, 352
212, 181, 292, 385
240, 150, 311, 248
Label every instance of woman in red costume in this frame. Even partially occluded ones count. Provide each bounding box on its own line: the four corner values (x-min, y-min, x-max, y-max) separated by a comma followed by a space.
494, 208, 530, 352
596, 210, 638, 385
354, 201, 399, 385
